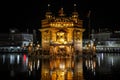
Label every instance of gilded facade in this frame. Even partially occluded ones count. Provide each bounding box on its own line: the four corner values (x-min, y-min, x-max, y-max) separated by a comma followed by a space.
39, 4, 85, 55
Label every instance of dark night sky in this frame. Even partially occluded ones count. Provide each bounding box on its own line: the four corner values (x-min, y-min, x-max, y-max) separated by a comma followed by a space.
1, 0, 120, 33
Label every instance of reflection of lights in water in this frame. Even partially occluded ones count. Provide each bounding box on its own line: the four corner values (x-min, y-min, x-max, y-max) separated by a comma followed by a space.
30, 65, 32, 71
22, 54, 28, 71
23, 54, 27, 62
85, 59, 96, 71
85, 60, 89, 69
17, 54, 20, 64
88, 60, 91, 68
2, 55, 5, 64
85, 60, 91, 69
111, 57, 114, 66
108, 57, 114, 66
91, 61, 96, 71
10, 54, 15, 64
28, 62, 33, 71
23, 54, 28, 66
93, 61, 96, 68
98, 57, 101, 67
101, 53, 104, 60
37, 59, 40, 70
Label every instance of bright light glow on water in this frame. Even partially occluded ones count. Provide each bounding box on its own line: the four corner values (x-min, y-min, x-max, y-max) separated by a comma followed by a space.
98, 57, 101, 66
111, 57, 114, 66
37, 59, 40, 70
10, 54, 15, 64
17, 54, 20, 64
101, 53, 104, 60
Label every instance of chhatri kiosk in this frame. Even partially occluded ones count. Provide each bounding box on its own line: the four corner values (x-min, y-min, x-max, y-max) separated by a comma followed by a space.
39, 4, 85, 56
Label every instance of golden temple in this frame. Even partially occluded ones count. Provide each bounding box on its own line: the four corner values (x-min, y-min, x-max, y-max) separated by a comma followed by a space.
39, 4, 85, 56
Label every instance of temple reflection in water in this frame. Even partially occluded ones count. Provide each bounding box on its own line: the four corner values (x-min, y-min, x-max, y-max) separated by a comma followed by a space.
28, 56, 84, 80
39, 4, 85, 56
